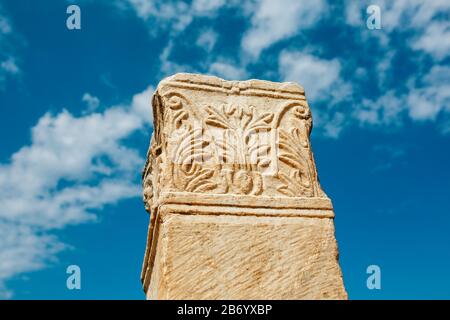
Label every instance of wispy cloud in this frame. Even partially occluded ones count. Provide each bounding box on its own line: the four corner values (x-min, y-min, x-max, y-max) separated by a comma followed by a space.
0, 224, 64, 299
343, 1, 450, 133
278, 50, 352, 137
122, 0, 228, 35
82, 93, 100, 113
196, 29, 218, 52
0, 11, 11, 34
208, 60, 248, 80
0, 86, 154, 296
115, 0, 450, 137
279, 51, 346, 102
412, 20, 450, 61
1, 57, 19, 75
0, 4, 22, 88
407, 65, 450, 121
241, 0, 327, 58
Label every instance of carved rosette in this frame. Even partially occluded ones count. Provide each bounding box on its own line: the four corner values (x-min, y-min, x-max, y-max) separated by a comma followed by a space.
142, 73, 328, 213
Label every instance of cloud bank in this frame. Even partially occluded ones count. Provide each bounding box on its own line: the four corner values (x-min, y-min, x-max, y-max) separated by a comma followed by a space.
0, 86, 154, 297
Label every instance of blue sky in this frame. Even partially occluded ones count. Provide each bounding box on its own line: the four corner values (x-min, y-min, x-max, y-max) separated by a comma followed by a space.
0, 0, 449, 299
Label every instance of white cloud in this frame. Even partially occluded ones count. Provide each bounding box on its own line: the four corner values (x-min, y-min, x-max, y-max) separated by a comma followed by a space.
196, 29, 218, 52
345, 1, 363, 27
278, 50, 353, 137
355, 91, 404, 126
379, 0, 448, 31
0, 223, 64, 299
353, 65, 450, 128
130, 85, 155, 124
1, 57, 19, 75
208, 61, 247, 80
407, 91, 441, 121
159, 39, 248, 81
344, 0, 447, 31
376, 0, 450, 60
278, 50, 343, 101
125, 0, 328, 59
82, 93, 100, 112
115, 0, 450, 137
376, 51, 395, 89
412, 21, 450, 61
0, 86, 154, 296
241, 0, 326, 58
345, 1, 450, 59
159, 33, 247, 81
191, 0, 227, 14
407, 65, 450, 121
342, 1, 450, 134
0, 13, 11, 34
0, 3, 11, 36
126, 0, 192, 32
123, 0, 228, 34
0, 6, 21, 87
322, 112, 345, 139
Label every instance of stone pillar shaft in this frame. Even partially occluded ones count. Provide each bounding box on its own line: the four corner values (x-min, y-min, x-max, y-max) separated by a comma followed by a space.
141, 73, 347, 299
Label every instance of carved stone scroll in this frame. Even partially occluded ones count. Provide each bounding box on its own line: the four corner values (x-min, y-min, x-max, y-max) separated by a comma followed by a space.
141, 73, 347, 299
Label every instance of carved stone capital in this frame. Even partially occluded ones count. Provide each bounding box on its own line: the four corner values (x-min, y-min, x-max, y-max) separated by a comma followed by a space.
141, 73, 347, 299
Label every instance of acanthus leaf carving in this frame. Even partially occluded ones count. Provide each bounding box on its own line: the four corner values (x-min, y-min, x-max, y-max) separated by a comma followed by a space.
170, 127, 218, 193
205, 103, 272, 195
144, 83, 326, 200
272, 101, 318, 197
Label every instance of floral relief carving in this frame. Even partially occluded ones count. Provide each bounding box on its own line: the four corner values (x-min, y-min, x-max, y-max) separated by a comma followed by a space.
275, 103, 316, 197
145, 86, 323, 199
142, 137, 162, 212
170, 127, 217, 193
204, 103, 273, 195
277, 128, 314, 197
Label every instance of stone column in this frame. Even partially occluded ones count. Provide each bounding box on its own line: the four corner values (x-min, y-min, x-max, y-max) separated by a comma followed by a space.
141, 73, 347, 299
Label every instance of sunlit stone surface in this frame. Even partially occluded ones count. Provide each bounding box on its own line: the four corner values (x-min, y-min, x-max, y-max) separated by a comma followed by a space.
141, 73, 347, 299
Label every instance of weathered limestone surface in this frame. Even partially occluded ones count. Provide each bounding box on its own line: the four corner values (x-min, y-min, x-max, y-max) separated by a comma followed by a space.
141, 73, 347, 299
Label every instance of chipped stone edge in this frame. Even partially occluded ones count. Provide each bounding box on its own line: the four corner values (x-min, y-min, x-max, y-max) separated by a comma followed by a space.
158, 72, 306, 97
